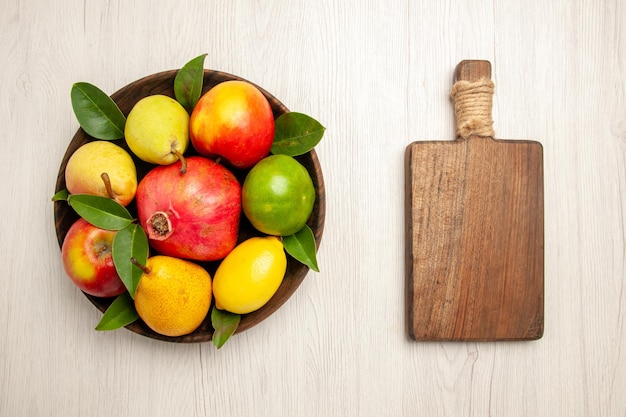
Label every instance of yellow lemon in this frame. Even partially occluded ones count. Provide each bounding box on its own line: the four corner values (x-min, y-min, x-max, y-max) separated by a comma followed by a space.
124, 95, 189, 167
134, 255, 212, 337
213, 236, 287, 314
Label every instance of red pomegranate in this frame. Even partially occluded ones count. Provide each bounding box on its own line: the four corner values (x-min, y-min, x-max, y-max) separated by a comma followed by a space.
136, 156, 241, 261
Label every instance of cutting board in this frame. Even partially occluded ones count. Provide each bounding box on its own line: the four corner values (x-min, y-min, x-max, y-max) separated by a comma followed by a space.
405, 60, 544, 341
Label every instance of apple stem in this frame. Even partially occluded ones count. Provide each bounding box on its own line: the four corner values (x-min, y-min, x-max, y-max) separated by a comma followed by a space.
130, 257, 150, 274
101, 172, 115, 199
171, 148, 187, 174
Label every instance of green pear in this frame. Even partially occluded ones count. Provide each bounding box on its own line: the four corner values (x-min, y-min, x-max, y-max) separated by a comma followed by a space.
124, 95, 189, 171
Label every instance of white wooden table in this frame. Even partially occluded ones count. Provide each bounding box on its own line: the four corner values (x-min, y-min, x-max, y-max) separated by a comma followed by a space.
1, 1, 624, 416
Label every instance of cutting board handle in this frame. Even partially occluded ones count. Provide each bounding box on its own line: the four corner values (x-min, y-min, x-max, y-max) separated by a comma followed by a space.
451, 60, 495, 139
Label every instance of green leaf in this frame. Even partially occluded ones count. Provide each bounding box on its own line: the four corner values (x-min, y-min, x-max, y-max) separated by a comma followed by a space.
95, 292, 139, 331
51, 189, 69, 201
174, 53, 207, 112
282, 225, 319, 272
112, 223, 148, 298
67, 194, 134, 230
271, 112, 326, 156
71, 82, 126, 140
211, 307, 240, 349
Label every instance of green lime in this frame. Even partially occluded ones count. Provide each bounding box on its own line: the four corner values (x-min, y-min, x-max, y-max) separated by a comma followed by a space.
242, 154, 316, 236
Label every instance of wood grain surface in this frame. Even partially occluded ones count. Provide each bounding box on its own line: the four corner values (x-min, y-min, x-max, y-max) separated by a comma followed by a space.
1, 1, 625, 416
406, 60, 544, 341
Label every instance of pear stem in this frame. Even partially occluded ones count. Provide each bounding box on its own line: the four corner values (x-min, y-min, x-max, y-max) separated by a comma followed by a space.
130, 257, 150, 274
101, 172, 115, 199
171, 149, 187, 174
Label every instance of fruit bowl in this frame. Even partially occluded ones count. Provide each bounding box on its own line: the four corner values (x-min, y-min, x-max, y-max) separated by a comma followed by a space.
53, 69, 325, 343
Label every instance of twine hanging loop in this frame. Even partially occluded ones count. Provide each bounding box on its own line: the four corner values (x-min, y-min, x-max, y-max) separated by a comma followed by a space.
450, 78, 495, 139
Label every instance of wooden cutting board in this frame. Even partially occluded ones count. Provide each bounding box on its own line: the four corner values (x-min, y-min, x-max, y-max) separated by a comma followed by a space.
405, 60, 544, 341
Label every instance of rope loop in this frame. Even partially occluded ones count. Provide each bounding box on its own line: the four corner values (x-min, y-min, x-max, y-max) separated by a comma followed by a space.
450, 79, 495, 139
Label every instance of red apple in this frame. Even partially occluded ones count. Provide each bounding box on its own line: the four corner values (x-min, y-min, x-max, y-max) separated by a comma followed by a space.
61, 218, 126, 298
135, 156, 241, 261
190, 80, 275, 169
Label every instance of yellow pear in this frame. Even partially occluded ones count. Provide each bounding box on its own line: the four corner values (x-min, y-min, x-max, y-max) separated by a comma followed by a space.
65, 140, 137, 206
124, 95, 189, 171
133, 255, 212, 337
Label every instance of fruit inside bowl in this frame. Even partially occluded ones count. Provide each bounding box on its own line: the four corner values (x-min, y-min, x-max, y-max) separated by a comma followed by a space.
53, 65, 325, 344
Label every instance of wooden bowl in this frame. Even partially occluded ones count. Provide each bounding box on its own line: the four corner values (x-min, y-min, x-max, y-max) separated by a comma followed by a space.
54, 70, 325, 343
